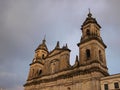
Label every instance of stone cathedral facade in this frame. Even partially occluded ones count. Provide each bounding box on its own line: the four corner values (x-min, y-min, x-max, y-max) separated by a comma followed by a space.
24, 12, 120, 90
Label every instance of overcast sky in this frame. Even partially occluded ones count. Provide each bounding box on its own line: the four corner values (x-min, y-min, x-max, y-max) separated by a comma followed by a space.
0, 0, 120, 90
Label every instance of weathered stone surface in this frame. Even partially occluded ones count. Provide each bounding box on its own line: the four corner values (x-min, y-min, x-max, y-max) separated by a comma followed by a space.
24, 12, 120, 90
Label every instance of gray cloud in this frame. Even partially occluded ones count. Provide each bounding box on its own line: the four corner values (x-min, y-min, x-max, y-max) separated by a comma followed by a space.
0, 0, 120, 90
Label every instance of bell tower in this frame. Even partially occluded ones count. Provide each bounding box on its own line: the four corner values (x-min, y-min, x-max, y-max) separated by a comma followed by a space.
78, 11, 109, 76
27, 38, 49, 80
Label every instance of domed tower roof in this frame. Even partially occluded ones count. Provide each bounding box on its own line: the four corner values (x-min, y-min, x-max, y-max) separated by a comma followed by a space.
35, 38, 48, 52
81, 10, 101, 29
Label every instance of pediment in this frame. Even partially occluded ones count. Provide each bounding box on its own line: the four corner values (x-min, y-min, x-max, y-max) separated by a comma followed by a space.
48, 49, 62, 57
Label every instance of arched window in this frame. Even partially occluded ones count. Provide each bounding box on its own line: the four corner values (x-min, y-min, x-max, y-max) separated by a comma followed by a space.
99, 50, 103, 62
51, 62, 56, 73
38, 69, 42, 75
42, 54, 44, 59
86, 29, 90, 36
86, 49, 90, 59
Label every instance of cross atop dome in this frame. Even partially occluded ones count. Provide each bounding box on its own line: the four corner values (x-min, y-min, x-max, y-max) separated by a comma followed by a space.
88, 8, 92, 17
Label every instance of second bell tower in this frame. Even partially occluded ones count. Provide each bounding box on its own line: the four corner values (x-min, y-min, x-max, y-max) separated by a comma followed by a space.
78, 11, 109, 76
